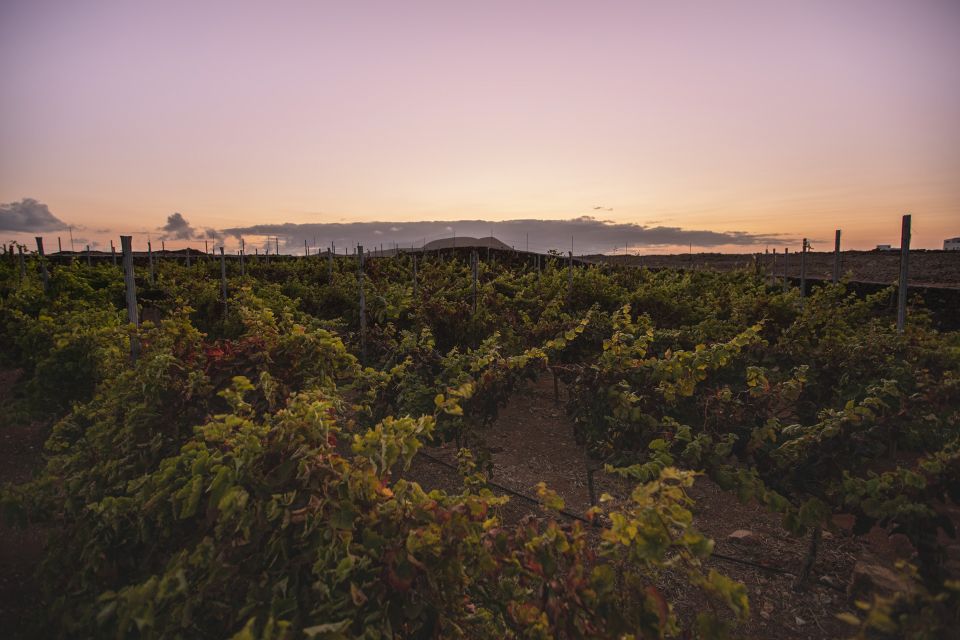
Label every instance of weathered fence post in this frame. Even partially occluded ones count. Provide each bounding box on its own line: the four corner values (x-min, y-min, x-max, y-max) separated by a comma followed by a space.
412, 253, 418, 296
35, 237, 49, 292
771, 248, 777, 284
471, 250, 478, 316
121, 236, 140, 362
220, 247, 228, 318
800, 239, 808, 299
358, 244, 366, 364
86, 244, 92, 266
833, 230, 841, 283
897, 214, 911, 334
305, 239, 309, 257
17, 245, 25, 286
111, 240, 117, 266
186, 247, 191, 267
783, 247, 789, 292
147, 241, 155, 285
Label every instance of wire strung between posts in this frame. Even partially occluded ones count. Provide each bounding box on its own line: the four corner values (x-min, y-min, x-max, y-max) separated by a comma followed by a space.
414, 449, 833, 585
416, 449, 591, 524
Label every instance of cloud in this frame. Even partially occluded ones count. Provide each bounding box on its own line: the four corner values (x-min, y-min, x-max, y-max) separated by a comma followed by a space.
156, 213, 223, 242
219, 217, 794, 254
0, 198, 67, 232
159, 212, 196, 239
72, 238, 101, 249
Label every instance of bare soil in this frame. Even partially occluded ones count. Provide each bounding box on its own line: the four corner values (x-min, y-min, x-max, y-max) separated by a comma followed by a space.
403, 373, 939, 639
0, 370, 47, 639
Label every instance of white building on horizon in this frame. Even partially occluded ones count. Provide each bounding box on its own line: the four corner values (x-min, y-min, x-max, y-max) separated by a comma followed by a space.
945, 237, 960, 251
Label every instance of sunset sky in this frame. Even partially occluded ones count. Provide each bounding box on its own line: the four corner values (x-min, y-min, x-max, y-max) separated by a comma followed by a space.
1, 0, 958, 253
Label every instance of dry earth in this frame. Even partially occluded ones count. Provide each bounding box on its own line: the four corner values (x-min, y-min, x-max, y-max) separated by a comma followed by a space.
404, 373, 936, 640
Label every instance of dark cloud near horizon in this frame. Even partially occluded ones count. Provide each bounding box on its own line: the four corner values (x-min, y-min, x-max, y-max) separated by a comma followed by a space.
157, 212, 222, 241
0, 198, 67, 232
160, 212, 196, 239
220, 216, 794, 254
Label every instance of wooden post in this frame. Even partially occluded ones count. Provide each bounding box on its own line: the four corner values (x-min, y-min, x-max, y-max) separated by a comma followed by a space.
86, 244, 92, 266
783, 247, 789, 292
412, 253, 418, 296
832, 230, 841, 283
220, 247, 227, 318
240, 242, 246, 278
553, 367, 560, 405
148, 241, 155, 285
800, 239, 808, 299
35, 237, 49, 292
471, 250, 478, 316
328, 244, 334, 284
111, 240, 117, 265
305, 239, 309, 257
275, 236, 280, 256
17, 245, 25, 286
771, 248, 777, 284
567, 251, 573, 304
587, 467, 597, 507
358, 244, 366, 364
161, 240, 165, 252
186, 247, 191, 267
897, 214, 911, 334
121, 236, 140, 362
58, 237, 62, 252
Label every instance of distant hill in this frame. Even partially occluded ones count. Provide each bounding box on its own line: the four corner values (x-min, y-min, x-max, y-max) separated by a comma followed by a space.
422, 236, 512, 251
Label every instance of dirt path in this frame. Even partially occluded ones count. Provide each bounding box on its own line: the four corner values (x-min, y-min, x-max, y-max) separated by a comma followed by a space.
406, 373, 862, 639
0, 370, 48, 639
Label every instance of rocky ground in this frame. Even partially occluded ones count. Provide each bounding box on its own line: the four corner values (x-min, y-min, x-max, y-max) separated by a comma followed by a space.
405, 373, 937, 639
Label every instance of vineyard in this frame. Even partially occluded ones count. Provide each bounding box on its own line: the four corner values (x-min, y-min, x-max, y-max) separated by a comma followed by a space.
1, 247, 958, 639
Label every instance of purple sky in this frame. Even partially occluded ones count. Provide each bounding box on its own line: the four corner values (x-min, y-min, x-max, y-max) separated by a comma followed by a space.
1, 0, 958, 253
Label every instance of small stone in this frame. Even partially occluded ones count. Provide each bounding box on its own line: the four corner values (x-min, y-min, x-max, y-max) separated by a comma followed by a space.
795, 615, 807, 626
818, 574, 841, 590
888, 533, 916, 560
848, 557, 917, 599
759, 601, 774, 620
727, 529, 755, 544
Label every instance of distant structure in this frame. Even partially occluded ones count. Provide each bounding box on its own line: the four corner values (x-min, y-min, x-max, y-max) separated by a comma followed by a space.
876, 244, 893, 251
945, 237, 960, 251
422, 236, 512, 251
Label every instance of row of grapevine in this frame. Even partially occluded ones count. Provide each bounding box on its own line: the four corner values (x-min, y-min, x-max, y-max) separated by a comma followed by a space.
1, 248, 957, 638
